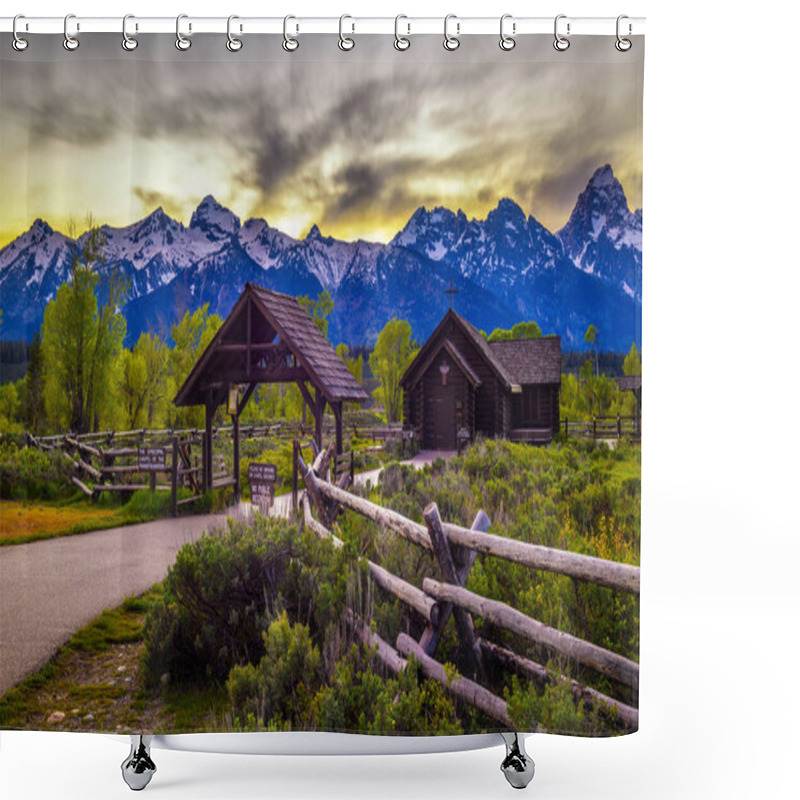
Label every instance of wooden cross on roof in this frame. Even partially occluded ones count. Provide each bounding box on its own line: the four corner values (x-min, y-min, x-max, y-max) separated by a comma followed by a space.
444, 278, 460, 309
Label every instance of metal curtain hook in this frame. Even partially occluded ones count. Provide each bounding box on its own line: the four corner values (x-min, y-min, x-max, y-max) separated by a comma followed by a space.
122, 14, 138, 51
227, 15, 243, 51
339, 14, 354, 51
394, 14, 410, 51
283, 15, 299, 51
63, 13, 79, 51
12, 14, 29, 51
176, 13, 191, 50
553, 14, 570, 51
500, 14, 516, 51
616, 14, 632, 51
443, 14, 460, 51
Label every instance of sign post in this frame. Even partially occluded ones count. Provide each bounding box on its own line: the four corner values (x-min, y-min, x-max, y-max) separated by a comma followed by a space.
248, 462, 277, 514
138, 447, 167, 491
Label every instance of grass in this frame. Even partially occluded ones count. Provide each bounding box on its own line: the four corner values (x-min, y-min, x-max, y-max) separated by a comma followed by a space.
0, 499, 123, 545
0, 581, 232, 733
0, 487, 221, 547
0, 587, 163, 730
162, 685, 230, 733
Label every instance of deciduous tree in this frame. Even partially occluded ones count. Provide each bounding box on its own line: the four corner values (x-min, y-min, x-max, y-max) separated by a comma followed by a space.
40, 228, 128, 433
369, 319, 417, 424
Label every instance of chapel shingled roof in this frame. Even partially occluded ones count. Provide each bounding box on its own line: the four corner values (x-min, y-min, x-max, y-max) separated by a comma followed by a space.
401, 308, 561, 391
488, 337, 562, 384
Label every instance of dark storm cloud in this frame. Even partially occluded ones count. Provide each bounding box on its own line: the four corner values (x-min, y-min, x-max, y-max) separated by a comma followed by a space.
131, 187, 184, 219
1, 35, 642, 239
322, 155, 431, 225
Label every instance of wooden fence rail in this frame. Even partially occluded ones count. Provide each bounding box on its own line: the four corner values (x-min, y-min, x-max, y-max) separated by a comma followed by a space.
297, 441, 639, 732
563, 415, 640, 442
422, 578, 639, 690
310, 475, 640, 595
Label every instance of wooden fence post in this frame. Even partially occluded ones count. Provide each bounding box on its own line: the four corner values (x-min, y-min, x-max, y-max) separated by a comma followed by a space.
171, 437, 179, 517
292, 440, 299, 511
233, 413, 240, 503
419, 508, 489, 662
422, 502, 484, 679
617, 414, 621, 439
592, 416, 597, 440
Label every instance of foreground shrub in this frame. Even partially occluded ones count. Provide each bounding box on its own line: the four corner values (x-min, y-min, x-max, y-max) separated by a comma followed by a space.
228, 637, 463, 735
312, 645, 463, 735
0, 442, 71, 500
504, 670, 603, 736
227, 612, 321, 730
142, 516, 295, 686
142, 513, 353, 689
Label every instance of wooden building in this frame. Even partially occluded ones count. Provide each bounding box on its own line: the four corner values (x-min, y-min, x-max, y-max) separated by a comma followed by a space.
174, 283, 367, 497
401, 309, 561, 450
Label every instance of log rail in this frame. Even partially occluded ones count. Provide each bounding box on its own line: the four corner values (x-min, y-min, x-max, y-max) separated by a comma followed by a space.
297, 442, 640, 733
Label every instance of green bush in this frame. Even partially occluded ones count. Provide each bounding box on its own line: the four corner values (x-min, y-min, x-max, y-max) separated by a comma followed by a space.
142, 513, 353, 689
0, 442, 71, 500
142, 516, 296, 686
505, 670, 602, 735
227, 612, 321, 731
313, 645, 462, 735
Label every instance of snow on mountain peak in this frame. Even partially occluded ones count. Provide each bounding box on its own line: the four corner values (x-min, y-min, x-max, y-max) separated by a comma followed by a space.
306, 223, 325, 241
190, 195, 240, 239
29, 218, 54, 238
557, 165, 642, 299
587, 163, 616, 189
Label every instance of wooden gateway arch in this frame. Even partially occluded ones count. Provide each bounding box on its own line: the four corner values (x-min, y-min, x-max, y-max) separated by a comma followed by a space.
173, 283, 367, 499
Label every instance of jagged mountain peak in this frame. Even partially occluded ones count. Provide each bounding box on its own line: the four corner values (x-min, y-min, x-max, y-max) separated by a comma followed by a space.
1, 164, 641, 349
486, 197, 528, 230
306, 223, 325, 242
29, 218, 54, 238
557, 165, 642, 298
587, 163, 617, 188
190, 195, 240, 238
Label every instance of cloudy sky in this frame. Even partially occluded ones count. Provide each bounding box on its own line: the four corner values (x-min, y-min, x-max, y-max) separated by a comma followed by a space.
0, 35, 642, 247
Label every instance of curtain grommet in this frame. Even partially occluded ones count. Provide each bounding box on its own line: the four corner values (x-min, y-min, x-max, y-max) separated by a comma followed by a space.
175, 13, 192, 51
443, 14, 460, 51
553, 14, 570, 51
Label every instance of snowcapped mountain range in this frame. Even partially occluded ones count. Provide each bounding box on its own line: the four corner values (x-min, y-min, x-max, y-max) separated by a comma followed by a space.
0, 165, 642, 351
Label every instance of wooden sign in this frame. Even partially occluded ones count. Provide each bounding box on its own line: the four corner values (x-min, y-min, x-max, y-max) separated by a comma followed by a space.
249, 462, 278, 508
138, 447, 167, 472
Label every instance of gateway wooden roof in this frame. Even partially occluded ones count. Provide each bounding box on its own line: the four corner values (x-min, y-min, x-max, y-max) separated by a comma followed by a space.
174, 283, 368, 407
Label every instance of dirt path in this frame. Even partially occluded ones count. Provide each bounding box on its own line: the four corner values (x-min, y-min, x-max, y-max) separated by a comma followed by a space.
0, 450, 453, 697
0, 509, 238, 696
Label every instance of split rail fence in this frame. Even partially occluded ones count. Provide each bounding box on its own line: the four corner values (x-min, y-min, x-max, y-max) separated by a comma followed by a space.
563, 414, 640, 442
27, 427, 228, 514
297, 440, 640, 733
24, 419, 406, 515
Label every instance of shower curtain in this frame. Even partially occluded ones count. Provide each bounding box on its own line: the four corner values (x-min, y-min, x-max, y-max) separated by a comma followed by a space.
0, 27, 643, 739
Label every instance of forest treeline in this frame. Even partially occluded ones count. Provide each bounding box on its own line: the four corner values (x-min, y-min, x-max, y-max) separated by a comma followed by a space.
0, 229, 641, 435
